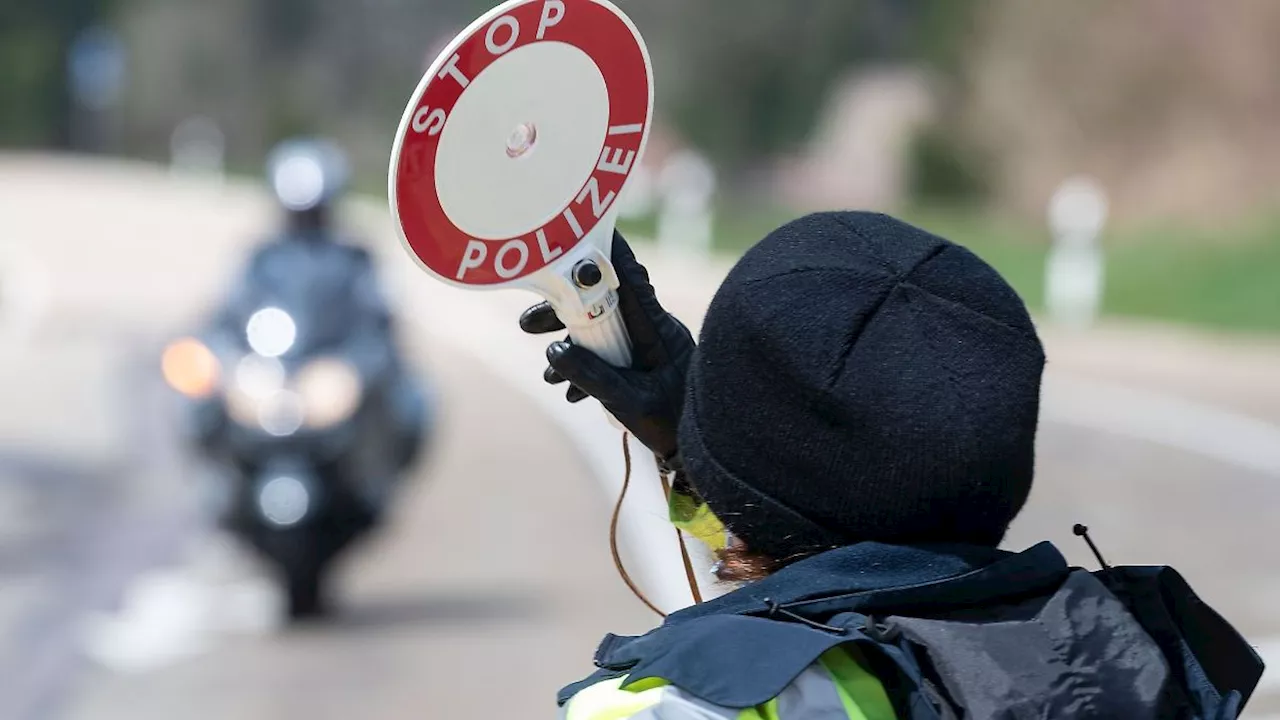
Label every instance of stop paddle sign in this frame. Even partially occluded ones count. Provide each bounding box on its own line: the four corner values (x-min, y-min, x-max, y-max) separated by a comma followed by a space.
389, 0, 653, 368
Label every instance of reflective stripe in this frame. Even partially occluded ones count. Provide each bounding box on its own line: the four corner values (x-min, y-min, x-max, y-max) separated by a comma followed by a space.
773, 663, 850, 720
564, 649, 897, 720
565, 677, 739, 720
564, 677, 666, 720
633, 687, 740, 720
739, 698, 780, 720
817, 647, 897, 720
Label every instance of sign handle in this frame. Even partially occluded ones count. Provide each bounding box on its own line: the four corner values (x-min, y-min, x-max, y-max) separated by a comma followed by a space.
528, 228, 634, 369
566, 297, 632, 368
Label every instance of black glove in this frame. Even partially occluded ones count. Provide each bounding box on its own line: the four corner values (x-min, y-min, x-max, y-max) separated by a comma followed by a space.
518, 232, 695, 460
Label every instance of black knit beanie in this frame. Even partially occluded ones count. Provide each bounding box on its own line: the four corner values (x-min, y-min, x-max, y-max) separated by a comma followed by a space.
677, 212, 1045, 561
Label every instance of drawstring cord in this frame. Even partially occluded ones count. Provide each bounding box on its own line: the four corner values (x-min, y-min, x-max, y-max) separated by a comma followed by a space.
610, 432, 666, 617
610, 432, 704, 618
763, 598, 849, 635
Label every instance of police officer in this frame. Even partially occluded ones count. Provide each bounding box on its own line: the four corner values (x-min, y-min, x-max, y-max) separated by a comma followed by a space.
521, 212, 1261, 719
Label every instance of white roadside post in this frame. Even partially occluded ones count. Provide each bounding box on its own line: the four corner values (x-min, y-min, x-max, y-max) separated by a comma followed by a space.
615, 163, 655, 221
388, 0, 705, 614
655, 149, 716, 260
169, 116, 227, 182
1045, 176, 1108, 330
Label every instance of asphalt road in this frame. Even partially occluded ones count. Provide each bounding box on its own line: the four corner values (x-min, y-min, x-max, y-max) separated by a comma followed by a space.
1, 155, 1278, 719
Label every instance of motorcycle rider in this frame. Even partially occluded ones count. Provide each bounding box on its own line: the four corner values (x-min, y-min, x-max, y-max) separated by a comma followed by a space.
522, 213, 1263, 719
171, 137, 430, 619
200, 137, 428, 480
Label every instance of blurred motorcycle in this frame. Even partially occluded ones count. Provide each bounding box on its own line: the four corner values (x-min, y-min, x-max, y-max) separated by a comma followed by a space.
161, 138, 432, 619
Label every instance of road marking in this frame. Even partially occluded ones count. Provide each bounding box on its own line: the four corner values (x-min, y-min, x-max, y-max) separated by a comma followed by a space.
81, 565, 281, 673
0, 241, 50, 341
1041, 372, 1280, 478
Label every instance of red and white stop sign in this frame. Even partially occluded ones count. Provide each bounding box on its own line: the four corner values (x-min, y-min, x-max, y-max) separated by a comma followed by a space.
389, 0, 653, 288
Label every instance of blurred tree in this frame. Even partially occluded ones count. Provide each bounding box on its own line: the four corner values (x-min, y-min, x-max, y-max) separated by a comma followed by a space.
910, 0, 982, 76
14, 0, 986, 202
907, 123, 990, 203
255, 0, 318, 55
960, 0, 1280, 223
902, 0, 989, 204
627, 0, 979, 177
113, 0, 470, 181
0, 0, 117, 147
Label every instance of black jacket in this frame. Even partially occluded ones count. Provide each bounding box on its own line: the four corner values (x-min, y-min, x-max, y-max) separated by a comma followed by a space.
561, 541, 1264, 719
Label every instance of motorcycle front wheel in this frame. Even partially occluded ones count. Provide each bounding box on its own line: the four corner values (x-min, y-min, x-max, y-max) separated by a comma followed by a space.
284, 557, 327, 619
270, 531, 332, 621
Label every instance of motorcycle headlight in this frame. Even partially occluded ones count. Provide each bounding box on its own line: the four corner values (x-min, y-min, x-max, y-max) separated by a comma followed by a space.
295, 357, 363, 430
256, 390, 305, 437
245, 307, 296, 358
225, 354, 287, 428
256, 473, 312, 528
161, 338, 220, 399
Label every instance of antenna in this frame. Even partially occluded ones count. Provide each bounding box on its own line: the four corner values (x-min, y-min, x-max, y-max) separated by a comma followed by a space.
1072, 524, 1112, 571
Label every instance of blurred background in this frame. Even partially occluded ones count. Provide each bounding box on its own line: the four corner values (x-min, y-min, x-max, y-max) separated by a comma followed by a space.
1, 0, 1278, 718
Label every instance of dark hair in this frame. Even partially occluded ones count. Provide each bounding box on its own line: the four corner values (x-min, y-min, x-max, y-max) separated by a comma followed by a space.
711, 542, 787, 583
712, 539, 842, 583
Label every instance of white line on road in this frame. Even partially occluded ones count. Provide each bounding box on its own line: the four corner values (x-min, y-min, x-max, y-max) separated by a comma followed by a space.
1041, 372, 1280, 478
81, 567, 280, 673
0, 240, 50, 341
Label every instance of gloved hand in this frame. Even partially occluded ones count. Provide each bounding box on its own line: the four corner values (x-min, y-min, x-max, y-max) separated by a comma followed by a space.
518, 232, 695, 461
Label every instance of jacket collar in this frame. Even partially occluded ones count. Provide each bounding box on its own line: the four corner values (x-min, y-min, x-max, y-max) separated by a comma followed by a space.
668, 540, 1063, 623
560, 541, 1070, 708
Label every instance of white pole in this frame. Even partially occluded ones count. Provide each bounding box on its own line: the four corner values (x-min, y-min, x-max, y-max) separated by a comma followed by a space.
169, 116, 226, 182
616, 164, 655, 222
655, 150, 716, 260
1045, 176, 1108, 329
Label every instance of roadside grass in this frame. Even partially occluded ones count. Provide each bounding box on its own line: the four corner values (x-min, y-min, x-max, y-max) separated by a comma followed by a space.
621, 204, 1280, 334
